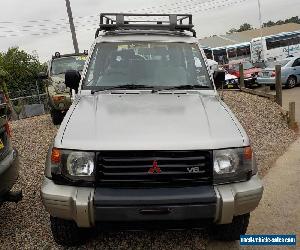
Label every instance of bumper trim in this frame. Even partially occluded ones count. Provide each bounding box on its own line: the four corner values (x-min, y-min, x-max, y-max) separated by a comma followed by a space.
40, 177, 94, 227
214, 174, 263, 224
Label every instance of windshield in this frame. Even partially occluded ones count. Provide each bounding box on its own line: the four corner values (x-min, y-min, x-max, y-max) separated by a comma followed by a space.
51, 56, 86, 75
232, 61, 254, 71
83, 42, 212, 89
265, 59, 290, 68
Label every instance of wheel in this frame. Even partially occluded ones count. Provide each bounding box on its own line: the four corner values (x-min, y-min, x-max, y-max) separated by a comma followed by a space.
50, 109, 64, 125
210, 213, 250, 241
286, 76, 297, 89
50, 216, 89, 246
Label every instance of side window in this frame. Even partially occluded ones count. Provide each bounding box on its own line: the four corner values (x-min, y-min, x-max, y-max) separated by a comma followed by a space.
292, 58, 300, 67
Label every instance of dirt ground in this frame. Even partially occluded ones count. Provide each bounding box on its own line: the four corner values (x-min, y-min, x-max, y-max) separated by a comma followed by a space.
0, 91, 297, 249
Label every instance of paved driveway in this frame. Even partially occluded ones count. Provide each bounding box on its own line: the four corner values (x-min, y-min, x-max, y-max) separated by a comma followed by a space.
207, 138, 300, 250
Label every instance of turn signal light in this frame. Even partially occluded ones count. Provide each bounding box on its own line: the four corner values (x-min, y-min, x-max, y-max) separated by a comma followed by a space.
51, 148, 61, 164
244, 146, 253, 160
52, 96, 65, 102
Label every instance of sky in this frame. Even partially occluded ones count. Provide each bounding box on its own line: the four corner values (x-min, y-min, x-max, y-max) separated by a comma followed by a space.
0, 0, 299, 61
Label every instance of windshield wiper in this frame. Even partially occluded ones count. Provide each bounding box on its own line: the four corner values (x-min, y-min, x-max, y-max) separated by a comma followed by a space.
162, 85, 210, 90
91, 84, 156, 94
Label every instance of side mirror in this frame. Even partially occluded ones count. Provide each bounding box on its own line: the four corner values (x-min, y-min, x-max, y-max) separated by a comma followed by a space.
37, 72, 48, 80
213, 70, 225, 89
65, 70, 81, 94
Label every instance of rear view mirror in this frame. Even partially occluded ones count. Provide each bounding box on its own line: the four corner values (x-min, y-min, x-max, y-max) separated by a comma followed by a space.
37, 72, 48, 80
65, 70, 81, 94
213, 70, 225, 89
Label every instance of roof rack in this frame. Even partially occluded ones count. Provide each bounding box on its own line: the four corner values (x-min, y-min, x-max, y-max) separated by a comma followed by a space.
95, 13, 196, 38
52, 50, 88, 59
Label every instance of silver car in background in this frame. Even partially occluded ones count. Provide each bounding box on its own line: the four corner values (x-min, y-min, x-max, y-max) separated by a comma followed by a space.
257, 57, 300, 88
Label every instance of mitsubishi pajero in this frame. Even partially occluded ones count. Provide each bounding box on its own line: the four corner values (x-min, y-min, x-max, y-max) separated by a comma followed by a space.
41, 13, 263, 246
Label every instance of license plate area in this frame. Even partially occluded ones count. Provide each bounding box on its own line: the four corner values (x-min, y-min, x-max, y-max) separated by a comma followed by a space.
94, 203, 216, 222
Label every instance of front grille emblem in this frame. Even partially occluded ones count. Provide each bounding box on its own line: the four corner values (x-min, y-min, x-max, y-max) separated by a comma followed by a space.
148, 160, 161, 174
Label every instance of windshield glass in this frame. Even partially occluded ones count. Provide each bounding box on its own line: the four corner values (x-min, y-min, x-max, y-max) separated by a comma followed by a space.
232, 61, 253, 71
51, 56, 86, 75
265, 59, 290, 68
83, 42, 212, 89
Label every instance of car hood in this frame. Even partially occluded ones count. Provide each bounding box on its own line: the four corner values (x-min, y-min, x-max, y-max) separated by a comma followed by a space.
225, 74, 238, 80
56, 93, 248, 150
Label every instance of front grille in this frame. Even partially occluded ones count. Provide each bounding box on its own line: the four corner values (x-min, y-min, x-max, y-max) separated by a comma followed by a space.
96, 150, 213, 187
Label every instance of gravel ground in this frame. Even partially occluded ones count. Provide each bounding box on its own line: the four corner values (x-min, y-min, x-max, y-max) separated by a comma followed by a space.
0, 91, 296, 249
222, 91, 297, 176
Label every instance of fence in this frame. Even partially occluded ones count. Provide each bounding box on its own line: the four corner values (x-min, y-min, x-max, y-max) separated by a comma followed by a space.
8, 82, 49, 119
237, 64, 297, 130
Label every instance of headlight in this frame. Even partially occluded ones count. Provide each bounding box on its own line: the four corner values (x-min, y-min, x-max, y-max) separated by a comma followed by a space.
51, 148, 95, 183
213, 146, 256, 184
214, 149, 239, 174
66, 151, 94, 176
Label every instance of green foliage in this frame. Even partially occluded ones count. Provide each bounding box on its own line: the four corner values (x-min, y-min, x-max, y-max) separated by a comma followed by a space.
263, 16, 300, 27
227, 16, 300, 34
227, 23, 253, 34
0, 47, 46, 95
238, 23, 253, 32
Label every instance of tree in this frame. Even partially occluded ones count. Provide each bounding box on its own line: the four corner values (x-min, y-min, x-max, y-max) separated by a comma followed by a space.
263, 20, 275, 27
0, 47, 45, 97
238, 23, 253, 32
0, 47, 45, 120
263, 16, 300, 28
227, 23, 253, 34
227, 28, 238, 34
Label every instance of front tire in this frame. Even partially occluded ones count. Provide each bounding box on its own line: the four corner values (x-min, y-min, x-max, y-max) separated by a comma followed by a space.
210, 213, 250, 241
50, 216, 89, 246
286, 76, 297, 89
50, 109, 64, 125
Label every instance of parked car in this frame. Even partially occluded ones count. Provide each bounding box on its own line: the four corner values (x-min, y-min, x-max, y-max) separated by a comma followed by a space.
224, 72, 239, 89
38, 51, 88, 125
257, 57, 300, 89
206, 61, 238, 89
41, 13, 263, 246
228, 61, 261, 88
0, 100, 21, 206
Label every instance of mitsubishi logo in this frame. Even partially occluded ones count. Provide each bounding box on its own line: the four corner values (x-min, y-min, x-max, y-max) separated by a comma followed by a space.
148, 160, 161, 174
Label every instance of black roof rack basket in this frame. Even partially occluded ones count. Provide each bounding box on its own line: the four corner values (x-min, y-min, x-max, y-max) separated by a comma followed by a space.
95, 13, 196, 37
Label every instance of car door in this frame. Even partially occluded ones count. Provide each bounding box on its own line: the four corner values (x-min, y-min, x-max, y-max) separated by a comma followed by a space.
292, 58, 300, 83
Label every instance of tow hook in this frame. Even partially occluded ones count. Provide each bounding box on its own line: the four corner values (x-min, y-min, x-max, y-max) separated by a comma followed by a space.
2, 190, 23, 203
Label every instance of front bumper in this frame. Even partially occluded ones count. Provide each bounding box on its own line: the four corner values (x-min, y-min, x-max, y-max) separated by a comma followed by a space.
0, 149, 19, 197
41, 175, 263, 228
257, 76, 288, 86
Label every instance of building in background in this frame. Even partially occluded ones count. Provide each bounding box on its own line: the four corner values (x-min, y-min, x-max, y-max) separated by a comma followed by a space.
200, 23, 300, 64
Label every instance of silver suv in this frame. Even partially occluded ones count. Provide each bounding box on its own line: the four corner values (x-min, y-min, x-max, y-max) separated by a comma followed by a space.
41, 13, 263, 246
